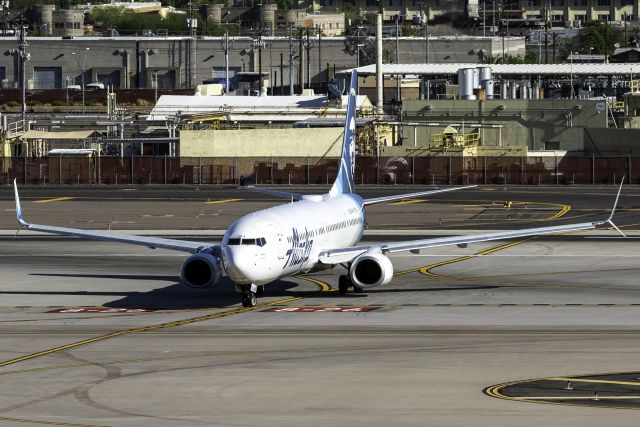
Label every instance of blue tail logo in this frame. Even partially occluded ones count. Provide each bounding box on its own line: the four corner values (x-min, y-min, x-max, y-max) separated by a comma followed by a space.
329, 71, 358, 196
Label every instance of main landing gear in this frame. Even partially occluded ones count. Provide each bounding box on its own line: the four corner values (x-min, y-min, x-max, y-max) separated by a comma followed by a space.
338, 275, 364, 295
239, 284, 263, 308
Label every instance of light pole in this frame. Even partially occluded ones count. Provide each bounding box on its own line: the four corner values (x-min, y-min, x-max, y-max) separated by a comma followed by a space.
72, 47, 90, 113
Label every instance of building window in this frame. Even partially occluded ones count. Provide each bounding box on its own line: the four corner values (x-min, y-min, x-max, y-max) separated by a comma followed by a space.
574, 0, 587, 5
574, 13, 586, 21
599, 14, 610, 21
597, 0, 609, 6
73, 22, 80, 29
623, 0, 633, 5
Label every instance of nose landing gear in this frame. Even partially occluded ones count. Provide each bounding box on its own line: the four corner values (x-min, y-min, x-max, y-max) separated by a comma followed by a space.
238, 283, 261, 308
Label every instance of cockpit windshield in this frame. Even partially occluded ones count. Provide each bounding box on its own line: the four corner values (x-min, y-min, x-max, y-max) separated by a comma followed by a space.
227, 237, 266, 247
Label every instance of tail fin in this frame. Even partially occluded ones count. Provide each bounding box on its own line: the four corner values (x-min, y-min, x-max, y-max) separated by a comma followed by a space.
329, 70, 358, 197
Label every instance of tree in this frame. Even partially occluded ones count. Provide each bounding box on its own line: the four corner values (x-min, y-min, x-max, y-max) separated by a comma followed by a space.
559, 21, 624, 60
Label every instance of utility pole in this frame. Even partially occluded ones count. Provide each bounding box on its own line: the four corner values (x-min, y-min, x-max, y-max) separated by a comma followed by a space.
317, 25, 321, 79
221, 31, 234, 94
396, 17, 400, 102
305, 27, 311, 89
298, 28, 304, 94
288, 25, 294, 95
187, 1, 197, 88
16, 19, 29, 128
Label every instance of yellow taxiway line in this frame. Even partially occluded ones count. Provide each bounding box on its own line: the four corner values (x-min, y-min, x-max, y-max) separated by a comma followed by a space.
34, 197, 75, 204
205, 198, 243, 204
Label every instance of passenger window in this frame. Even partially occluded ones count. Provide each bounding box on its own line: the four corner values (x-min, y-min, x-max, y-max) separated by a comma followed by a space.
257, 238, 266, 247
242, 238, 256, 245
228, 238, 241, 245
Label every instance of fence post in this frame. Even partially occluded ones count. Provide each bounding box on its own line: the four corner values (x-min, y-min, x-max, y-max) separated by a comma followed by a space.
130, 155, 134, 185
58, 156, 62, 185
164, 155, 167, 184
412, 156, 415, 185
307, 156, 310, 185
521, 156, 524, 185
628, 154, 631, 184
448, 156, 452, 185
592, 154, 595, 185
23, 155, 26, 184
555, 154, 558, 185
483, 156, 487, 185
199, 156, 202, 185
97, 155, 101, 185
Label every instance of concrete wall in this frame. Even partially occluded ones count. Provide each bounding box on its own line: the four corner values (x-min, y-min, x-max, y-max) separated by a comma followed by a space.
179, 127, 344, 157
402, 99, 607, 152
0, 36, 523, 90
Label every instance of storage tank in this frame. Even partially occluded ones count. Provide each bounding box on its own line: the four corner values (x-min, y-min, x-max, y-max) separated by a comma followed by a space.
207, 4, 223, 24
500, 80, 508, 99
39, 5, 55, 36
260, 4, 276, 36
478, 66, 492, 84
458, 68, 475, 99
510, 83, 518, 99
472, 67, 480, 89
484, 79, 494, 99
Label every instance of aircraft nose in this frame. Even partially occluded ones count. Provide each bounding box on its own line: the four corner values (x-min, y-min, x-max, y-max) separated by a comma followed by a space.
222, 247, 257, 283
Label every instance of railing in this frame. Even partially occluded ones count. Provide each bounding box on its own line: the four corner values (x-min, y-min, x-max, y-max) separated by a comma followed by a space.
0, 155, 637, 186
5, 120, 25, 139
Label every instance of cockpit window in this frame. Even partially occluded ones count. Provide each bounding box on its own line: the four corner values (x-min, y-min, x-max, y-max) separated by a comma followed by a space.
227, 237, 266, 246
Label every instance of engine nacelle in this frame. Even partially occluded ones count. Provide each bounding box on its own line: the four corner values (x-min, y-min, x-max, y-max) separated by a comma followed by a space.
349, 252, 394, 289
180, 253, 222, 289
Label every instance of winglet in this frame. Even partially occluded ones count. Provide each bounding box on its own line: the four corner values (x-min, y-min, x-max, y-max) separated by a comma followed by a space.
596, 175, 626, 237
13, 179, 29, 228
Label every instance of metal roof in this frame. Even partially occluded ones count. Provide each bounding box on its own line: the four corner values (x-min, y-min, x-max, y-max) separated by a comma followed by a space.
148, 94, 371, 121
344, 63, 640, 76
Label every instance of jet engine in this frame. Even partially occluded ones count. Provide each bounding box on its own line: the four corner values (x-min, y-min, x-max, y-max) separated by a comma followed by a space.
180, 253, 222, 289
349, 253, 394, 289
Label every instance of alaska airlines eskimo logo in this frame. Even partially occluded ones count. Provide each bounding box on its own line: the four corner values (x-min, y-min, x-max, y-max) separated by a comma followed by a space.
348, 116, 356, 177
283, 227, 314, 269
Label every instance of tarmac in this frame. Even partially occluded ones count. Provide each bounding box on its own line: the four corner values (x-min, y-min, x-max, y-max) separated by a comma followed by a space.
0, 186, 639, 426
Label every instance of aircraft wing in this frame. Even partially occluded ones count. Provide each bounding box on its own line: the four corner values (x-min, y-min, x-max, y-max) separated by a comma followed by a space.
13, 180, 210, 253
318, 181, 625, 264
362, 185, 477, 205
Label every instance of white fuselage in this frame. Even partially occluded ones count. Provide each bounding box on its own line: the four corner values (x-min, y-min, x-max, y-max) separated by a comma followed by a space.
221, 194, 365, 285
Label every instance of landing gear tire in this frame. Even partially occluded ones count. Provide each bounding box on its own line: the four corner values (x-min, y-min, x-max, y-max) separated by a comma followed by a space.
241, 291, 257, 308
338, 275, 349, 295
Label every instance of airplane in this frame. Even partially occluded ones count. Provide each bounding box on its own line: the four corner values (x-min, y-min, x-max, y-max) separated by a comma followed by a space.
12, 71, 625, 308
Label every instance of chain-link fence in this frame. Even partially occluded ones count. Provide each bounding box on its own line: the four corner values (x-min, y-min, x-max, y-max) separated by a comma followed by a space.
0, 155, 638, 186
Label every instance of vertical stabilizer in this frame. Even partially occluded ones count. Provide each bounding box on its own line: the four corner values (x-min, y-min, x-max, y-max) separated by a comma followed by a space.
329, 70, 358, 197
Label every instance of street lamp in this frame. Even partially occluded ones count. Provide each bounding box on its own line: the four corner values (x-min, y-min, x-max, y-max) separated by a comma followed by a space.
72, 47, 90, 113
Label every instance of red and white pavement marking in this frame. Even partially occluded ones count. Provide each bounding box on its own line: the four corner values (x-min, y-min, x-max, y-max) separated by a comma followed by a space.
262, 306, 380, 313
48, 308, 155, 313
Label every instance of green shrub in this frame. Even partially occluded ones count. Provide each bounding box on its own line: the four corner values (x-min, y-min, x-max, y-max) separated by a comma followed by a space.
86, 99, 103, 106
51, 100, 66, 106
26, 100, 42, 106
6, 101, 19, 107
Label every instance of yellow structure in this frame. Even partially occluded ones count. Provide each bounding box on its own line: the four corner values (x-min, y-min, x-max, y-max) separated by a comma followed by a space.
180, 127, 344, 157
429, 125, 480, 148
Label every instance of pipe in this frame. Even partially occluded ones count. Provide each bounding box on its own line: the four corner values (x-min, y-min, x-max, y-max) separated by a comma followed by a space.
376, 13, 383, 113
